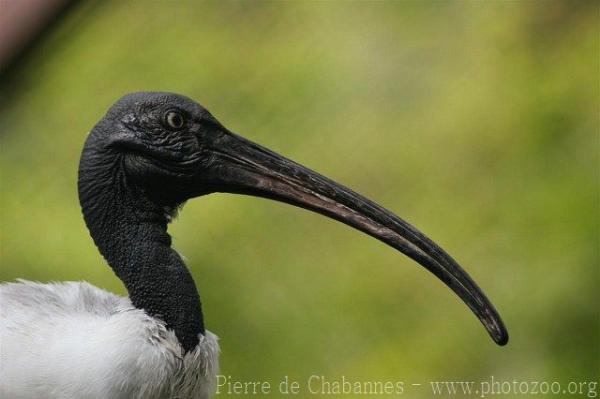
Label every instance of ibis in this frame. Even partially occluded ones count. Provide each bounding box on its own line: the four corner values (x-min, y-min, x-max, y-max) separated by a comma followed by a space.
0, 92, 508, 399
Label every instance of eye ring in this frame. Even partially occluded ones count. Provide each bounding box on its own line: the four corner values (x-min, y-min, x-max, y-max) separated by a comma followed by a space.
165, 111, 184, 130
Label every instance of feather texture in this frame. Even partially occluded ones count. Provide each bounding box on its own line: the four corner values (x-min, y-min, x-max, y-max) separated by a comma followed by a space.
0, 280, 219, 399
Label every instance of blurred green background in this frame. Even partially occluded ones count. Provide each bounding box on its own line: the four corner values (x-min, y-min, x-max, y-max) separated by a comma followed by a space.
1, 1, 598, 397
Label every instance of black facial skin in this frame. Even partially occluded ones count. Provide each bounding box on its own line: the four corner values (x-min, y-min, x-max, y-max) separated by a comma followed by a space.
78, 92, 508, 353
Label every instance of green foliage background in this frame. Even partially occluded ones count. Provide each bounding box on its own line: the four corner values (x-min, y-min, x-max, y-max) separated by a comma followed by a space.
1, 1, 597, 397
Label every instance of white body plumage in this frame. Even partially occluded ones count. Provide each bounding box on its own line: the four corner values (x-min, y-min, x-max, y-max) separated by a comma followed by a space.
0, 280, 219, 399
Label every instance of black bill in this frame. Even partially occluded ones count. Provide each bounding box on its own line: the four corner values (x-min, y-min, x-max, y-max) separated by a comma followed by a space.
199, 129, 508, 346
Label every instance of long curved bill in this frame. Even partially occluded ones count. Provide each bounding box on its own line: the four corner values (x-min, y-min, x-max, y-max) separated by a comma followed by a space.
199, 129, 508, 345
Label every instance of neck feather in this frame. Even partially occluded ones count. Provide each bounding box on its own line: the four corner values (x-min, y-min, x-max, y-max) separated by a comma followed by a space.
78, 145, 204, 352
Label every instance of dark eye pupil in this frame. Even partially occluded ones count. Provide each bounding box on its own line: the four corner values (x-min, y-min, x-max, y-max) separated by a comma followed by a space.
166, 112, 184, 129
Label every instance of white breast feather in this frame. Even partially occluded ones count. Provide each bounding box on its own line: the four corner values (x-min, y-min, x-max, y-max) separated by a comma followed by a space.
0, 280, 219, 399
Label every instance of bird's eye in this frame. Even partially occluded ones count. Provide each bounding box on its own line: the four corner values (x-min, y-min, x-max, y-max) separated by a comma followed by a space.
165, 111, 184, 130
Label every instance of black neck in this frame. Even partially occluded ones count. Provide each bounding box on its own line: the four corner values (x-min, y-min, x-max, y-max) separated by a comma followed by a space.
78, 143, 204, 352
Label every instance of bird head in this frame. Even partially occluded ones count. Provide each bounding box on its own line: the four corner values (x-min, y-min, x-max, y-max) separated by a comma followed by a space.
85, 91, 508, 346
